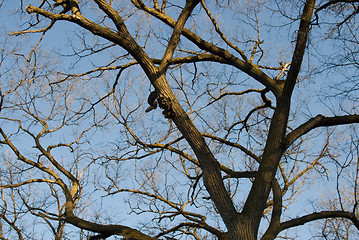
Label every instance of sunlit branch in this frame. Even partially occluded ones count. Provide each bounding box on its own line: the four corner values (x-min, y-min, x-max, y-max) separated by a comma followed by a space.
26, 5, 75, 21
50, 61, 136, 85
33, 126, 79, 198
153, 0, 160, 11
10, 20, 55, 36
284, 146, 328, 194
161, 0, 167, 12
13, 0, 359, 239
0, 213, 25, 240
0, 127, 73, 202
275, 63, 291, 81
26, 4, 158, 81
250, 40, 263, 63
0, 179, 56, 190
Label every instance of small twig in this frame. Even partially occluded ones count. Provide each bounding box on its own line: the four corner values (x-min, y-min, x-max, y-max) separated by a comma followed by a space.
275, 62, 291, 80
201, 0, 248, 61
9, 20, 56, 36
80, 67, 127, 115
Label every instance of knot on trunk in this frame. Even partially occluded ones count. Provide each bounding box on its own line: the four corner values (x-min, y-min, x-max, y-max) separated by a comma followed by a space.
158, 95, 174, 119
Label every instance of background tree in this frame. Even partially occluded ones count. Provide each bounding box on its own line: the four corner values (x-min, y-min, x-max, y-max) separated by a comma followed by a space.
0, 0, 359, 239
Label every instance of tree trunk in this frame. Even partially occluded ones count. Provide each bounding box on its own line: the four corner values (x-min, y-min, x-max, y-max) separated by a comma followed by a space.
229, 217, 257, 240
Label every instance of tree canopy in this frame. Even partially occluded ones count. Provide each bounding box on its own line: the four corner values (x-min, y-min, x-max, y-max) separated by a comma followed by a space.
0, 0, 359, 239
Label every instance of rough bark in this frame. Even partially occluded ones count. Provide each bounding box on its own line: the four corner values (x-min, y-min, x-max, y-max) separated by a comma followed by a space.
234, 1, 317, 238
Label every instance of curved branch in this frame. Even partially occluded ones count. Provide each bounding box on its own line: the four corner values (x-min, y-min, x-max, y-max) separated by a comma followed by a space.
65, 214, 157, 240
0, 128, 73, 202
10, 20, 55, 36
207, 89, 263, 106
0, 179, 56, 190
93, 0, 125, 32
315, 0, 359, 14
201, 133, 261, 163
157, 222, 229, 240
0, 214, 25, 240
285, 114, 359, 148
159, 0, 201, 72
26, 5, 158, 81
130, 0, 280, 96
200, 0, 248, 61
279, 211, 359, 231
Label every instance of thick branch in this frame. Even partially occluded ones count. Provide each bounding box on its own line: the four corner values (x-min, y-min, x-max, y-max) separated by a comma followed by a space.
26, 2, 239, 228
316, 0, 359, 14
280, 211, 359, 231
286, 114, 359, 148
131, 1, 280, 96
159, 0, 201, 72
158, 222, 229, 240
261, 179, 283, 240
283, 0, 316, 99
26, 5, 158, 82
65, 214, 157, 240
240, 1, 317, 233
93, 0, 125, 32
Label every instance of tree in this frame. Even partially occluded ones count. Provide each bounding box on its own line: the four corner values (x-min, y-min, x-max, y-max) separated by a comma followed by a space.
0, 0, 359, 239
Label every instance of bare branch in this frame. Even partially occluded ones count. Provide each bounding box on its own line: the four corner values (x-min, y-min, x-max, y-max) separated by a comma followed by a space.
201, 0, 248, 61
286, 114, 359, 148
130, 1, 281, 96
201, 133, 260, 163
65, 214, 157, 240
280, 211, 359, 231
159, 0, 201, 72
0, 179, 56, 190
283, 0, 316, 98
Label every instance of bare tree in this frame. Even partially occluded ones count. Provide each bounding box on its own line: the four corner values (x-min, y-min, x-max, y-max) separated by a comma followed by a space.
0, 0, 359, 239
